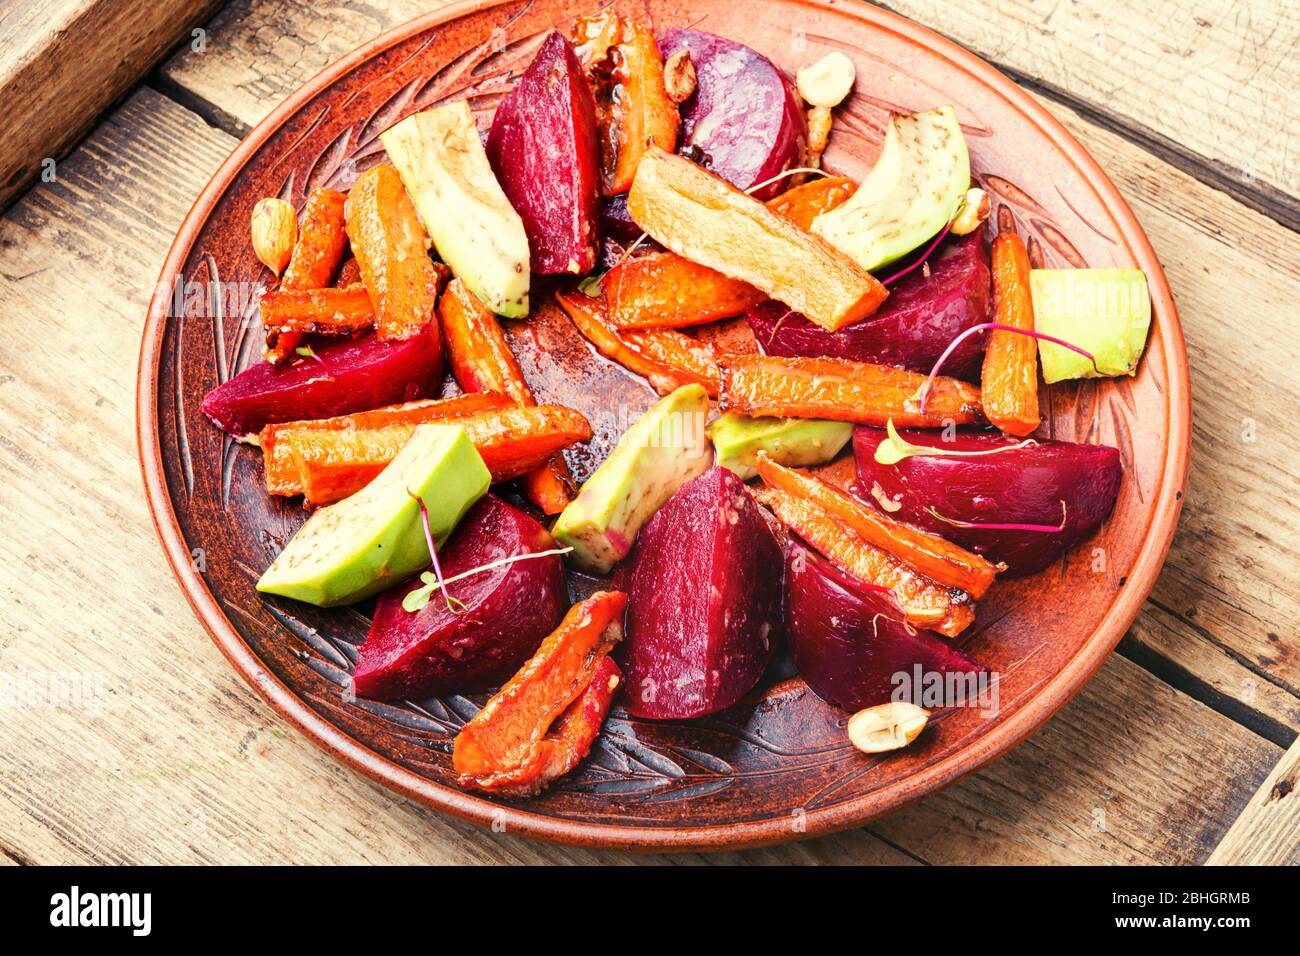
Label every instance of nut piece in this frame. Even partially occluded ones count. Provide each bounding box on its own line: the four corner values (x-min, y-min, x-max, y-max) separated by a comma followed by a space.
664, 49, 696, 104
847, 701, 930, 753
797, 51, 855, 108
949, 187, 991, 236
807, 105, 833, 167
251, 197, 297, 276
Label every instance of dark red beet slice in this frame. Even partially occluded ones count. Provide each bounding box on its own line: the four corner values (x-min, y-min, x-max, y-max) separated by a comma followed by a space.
200, 325, 443, 436
746, 234, 993, 378
854, 427, 1123, 575
786, 545, 985, 711
355, 495, 568, 701
616, 466, 783, 719
486, 32, 601, 274
660, 28, 807, 200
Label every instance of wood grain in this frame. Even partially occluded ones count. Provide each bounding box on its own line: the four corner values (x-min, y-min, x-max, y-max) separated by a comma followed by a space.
0, 0, 224, 212
1206, 735, 1300, 866
881, 0, 1300, 227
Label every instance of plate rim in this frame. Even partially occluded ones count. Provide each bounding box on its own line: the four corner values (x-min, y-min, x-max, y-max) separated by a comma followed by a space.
136, 0, 1191, 851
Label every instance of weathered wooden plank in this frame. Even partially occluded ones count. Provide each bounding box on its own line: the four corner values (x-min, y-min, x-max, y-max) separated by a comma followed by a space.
0, 0, 223, 212
1206, 736, 1300, 865
157, 0, 434, 134
872, 655, 1279, 865
155, 0, 1300, 769
882, 0, 1300, 227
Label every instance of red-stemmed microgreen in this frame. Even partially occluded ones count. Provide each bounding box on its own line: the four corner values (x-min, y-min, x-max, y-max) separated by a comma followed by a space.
401, 546, 575, 614
879, 218, 956, 287
926, 499, 1068, 533
874, 418, 1038, 466
913, 323, 1099, 415
404, 489, 465, 615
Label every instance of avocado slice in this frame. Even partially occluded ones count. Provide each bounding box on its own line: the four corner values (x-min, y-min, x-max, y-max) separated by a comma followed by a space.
380, 101, 530, 318
552, 384, 713, 574
812, 106, 969, 273
1029, 269, 1151, 383
708, 413, 852, 481
257, 424, 490, 606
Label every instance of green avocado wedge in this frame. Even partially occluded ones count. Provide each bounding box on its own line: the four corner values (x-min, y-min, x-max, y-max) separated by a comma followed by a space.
1030, 268, 1151, 383
552, 384, 713, 574
708, 414, 853, 481
256, 424, 490, 606
380, 101, 530, 318
811, 106, 969, 273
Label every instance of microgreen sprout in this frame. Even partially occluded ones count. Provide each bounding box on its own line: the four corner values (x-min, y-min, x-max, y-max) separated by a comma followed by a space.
926, 500, 1068, 533
405, 489, 464, 615
913, 323, 1099, 414
402, 547, 574, 613
874, 418, 1038, 466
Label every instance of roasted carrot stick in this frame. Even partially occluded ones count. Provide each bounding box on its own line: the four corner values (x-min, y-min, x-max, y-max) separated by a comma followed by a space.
265, 187, 348, 364
981, 231, 1039, 437
345, 163, 444, 342
572, 13, 679, 195
628, 148, 887, 331
756, 454, 1000, 598
279, 404, 593, 506
260, 284, 374, 336
258, 392, 512, 495
753, 486, 974, 637
439, 278, 575, 514
605, 253, 766, 329
718, 354, 982, 427
603, 177, 858, 330
454, 591, 626, 797
555, 290, 720, 396
766, 176, 858, 229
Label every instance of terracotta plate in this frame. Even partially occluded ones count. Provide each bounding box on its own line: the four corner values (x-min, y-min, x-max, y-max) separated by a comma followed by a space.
137, 0, 1190, 850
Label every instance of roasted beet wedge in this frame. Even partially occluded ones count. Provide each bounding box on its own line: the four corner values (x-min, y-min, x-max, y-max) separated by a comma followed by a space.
616, 467, 784, 719
747, 234, 992, 378
355, 496, 568, 701
854, 427, 1123, 575
786, 546, 985, 711
201, 326, 442, 436
660, 28, 807, 199
487, 32, 602, 274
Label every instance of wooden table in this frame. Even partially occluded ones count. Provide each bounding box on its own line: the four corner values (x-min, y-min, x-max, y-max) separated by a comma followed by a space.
1, 0, 1297, 865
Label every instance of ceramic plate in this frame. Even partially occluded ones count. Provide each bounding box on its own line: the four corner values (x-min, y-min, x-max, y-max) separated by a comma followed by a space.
138, 0, 1190, 850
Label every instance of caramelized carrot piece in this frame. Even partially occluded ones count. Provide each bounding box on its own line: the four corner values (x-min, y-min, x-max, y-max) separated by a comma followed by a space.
756, 455, 1000, 598
753, 486, 974, 637
604, 177, 857, 330
718, 354, 982, 427
572, 13, 680, 195
280, 405, 593, 506
981, 232, 1039, 437
555, 290, 720, 396
259, 393, 512, 495
605, 253, 766, 329
606, 21, 680, 194
454, 591, 626, 797
260, 284, 374, 336
265, 187, 348, 364
439, 278, 575, 514
628, 148, 886, 331
345, 163, 443, 341
765, 176, 858, 229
